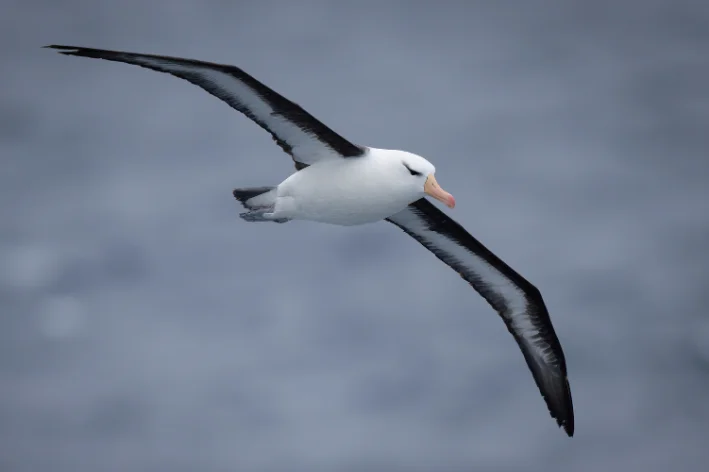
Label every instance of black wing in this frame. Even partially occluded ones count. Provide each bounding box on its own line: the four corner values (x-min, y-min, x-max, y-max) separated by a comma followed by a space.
387, 199, 574, 436
46, 45, 365, 170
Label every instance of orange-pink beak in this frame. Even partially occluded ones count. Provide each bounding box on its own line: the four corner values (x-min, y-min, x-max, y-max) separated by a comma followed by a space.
424, 174, 455, 209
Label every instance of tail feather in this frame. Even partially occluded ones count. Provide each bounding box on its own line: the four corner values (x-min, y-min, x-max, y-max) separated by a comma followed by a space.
232, 187, 276, 210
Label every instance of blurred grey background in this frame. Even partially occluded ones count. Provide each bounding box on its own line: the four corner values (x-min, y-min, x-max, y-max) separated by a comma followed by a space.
2, 0, 708, 470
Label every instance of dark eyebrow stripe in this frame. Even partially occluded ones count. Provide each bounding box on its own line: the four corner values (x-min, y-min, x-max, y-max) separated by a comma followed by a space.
403, 163, 421, 175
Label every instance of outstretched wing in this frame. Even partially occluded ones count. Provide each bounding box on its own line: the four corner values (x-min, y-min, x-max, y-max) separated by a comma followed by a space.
386, 198, 574, 436
46, 45, 365, 170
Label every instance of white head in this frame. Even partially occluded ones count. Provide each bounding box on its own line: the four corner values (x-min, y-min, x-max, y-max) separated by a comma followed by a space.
387, 151, 456, 209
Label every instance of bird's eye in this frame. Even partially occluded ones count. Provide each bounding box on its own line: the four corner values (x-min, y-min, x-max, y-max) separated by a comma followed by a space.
403, 164, 422, 177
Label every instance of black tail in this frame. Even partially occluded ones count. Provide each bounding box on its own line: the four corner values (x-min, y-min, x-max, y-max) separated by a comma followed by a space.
233, 187, 273, 204
232, 186, 275, 209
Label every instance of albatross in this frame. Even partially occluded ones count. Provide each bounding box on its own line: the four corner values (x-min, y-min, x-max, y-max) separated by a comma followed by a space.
46, 45, 574, 436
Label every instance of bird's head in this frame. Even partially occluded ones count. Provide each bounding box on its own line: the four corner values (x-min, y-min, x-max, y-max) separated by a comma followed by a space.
398, 152, 455, 209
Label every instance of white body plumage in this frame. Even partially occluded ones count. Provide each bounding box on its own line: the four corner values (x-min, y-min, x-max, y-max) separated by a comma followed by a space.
270, 148, 437, 225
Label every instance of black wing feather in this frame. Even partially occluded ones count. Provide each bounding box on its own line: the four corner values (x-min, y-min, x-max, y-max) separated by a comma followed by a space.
387, 199, 574, 436
45, 45, 364, 169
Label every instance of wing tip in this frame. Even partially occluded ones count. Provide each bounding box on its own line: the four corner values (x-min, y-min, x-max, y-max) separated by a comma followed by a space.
44, 44, 82, 56
551, 376, 575, 437
563, 422, 574, 437
557, 409, 574, 437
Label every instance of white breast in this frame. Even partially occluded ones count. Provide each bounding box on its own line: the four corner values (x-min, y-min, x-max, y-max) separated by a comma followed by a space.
276, 153, 420, 226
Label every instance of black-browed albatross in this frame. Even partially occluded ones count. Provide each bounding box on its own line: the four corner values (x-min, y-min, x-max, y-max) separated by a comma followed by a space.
46, 45, 574, 436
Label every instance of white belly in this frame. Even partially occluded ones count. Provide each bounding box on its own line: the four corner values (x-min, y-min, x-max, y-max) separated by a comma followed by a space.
275, 158, 419, 226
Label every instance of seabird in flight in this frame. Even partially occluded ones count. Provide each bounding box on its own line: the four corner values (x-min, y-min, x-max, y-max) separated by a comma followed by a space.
46, 45, 574, 436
